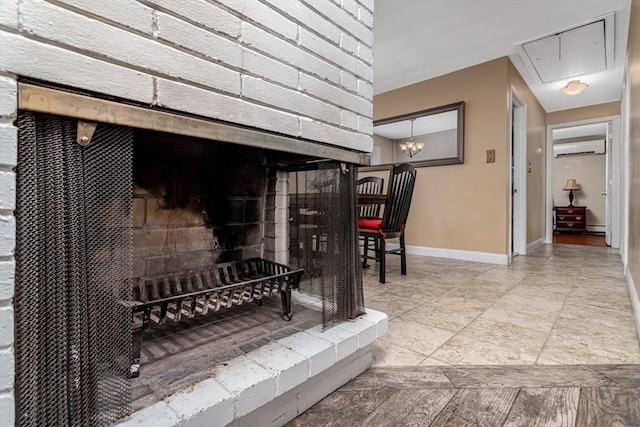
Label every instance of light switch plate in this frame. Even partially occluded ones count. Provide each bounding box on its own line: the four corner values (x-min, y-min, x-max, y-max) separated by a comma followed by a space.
486, 149, 495, 163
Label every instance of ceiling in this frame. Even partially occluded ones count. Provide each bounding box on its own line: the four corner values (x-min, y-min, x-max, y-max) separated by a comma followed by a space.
373, 0, 631, 113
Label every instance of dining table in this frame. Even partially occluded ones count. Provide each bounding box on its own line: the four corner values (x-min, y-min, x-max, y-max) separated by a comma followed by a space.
357, 193, 387, 206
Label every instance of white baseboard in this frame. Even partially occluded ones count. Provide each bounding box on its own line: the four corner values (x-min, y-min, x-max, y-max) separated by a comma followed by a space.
526, 237, 545, 253
384, 244, 509, 265
625, 265, 640, 344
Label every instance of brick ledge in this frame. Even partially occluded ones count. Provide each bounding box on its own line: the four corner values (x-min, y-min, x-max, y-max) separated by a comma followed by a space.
116, 294, 388, 426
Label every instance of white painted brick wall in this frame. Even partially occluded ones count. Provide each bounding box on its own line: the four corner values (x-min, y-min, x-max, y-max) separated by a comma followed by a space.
0, 67, 16, 423
0, 0, 372, 152
145, 0, 241, 38
0, 173, 16, 211
156, 12, 243, 67
55, 0, 155, 34
0, 216, 17, 256
0, 394, 15, 427
0, 348, 14, 394
241, 22, 342, 86
0, 307, 13, 347
0, 77, 17, 118
219, 0, 298, 42
0, 126, 17, 166
0, 32, 154, 103
242, 48, 299, 89
0, 0, 18, 28
0, 261, 14, 301
341, 0, 359, 20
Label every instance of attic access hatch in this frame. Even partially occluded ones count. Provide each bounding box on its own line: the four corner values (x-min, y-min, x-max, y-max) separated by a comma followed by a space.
517, 13, 615, 83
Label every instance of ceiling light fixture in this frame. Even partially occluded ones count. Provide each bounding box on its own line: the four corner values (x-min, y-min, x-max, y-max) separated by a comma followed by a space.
561, 80, 588, 95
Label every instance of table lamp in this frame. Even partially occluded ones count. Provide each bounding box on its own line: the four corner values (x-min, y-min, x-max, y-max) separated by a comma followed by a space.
562, 179, 580, 206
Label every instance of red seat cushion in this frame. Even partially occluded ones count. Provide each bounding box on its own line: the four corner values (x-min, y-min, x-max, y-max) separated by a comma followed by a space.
358, 217, 382, 230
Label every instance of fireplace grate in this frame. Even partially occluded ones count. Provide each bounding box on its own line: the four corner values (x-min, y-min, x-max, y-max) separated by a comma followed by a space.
123, 257, 303, 377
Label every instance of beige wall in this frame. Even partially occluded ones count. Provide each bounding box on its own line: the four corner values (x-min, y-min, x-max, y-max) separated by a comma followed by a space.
552, 154, 607, 231
547, 102, 620, 125
627, 0, 640, 302
508, 61, 548, 244
373, 134, 395, 164
370, 57, 548, 255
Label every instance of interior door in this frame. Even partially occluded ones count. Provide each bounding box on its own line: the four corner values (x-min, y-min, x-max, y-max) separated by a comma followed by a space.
605, 121, 612, 246
510, 94, 527, 257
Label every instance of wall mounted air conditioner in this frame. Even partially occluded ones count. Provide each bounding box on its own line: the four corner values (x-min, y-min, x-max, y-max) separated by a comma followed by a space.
553, 139, 605, 157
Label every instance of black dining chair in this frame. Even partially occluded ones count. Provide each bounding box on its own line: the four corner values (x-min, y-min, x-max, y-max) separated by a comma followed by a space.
357, 176, 384, 268
357, 176, 384, 218
358, 163, 417, 283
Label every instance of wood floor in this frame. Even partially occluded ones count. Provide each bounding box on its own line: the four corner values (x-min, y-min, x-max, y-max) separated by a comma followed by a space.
287, 365, 640, 426
552, 233, 607, 246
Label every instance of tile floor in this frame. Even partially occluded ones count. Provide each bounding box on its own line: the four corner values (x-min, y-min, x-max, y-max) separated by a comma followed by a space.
362, 243, 640, 366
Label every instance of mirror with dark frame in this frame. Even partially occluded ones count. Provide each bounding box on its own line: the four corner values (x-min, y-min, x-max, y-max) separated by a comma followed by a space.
364, 101, 464, 170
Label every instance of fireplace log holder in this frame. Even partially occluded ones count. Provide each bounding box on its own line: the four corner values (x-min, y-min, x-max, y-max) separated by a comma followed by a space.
120, 258, 304, 377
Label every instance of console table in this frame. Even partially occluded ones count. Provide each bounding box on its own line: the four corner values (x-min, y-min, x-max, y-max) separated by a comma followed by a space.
555, 206, 587, 233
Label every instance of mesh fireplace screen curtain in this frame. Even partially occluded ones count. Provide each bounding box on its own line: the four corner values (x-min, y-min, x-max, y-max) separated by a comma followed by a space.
15, 112, 133, 426
289, 161, 365, 327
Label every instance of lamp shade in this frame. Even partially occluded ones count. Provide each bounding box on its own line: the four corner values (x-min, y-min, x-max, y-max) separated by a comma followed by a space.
563, 179, 580, 191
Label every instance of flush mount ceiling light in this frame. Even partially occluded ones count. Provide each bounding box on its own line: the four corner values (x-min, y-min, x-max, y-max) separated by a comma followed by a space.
561, 80, 588, 95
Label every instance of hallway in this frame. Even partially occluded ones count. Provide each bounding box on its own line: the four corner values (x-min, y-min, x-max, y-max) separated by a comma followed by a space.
364, 244, 640, 366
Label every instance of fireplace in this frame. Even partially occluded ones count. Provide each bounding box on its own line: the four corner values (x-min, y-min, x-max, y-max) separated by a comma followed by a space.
1, 1, 379, 425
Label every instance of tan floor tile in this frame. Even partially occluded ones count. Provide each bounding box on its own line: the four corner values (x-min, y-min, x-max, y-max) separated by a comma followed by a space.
400, 297, 489, 333
535, 357, 563, 365
455, 317, 548, 355
553, 316, 638, 338
493, 293, 565, 317
538, 334, 640, 365
559, 302, 637, 328
362, 244, 639, 368
578, 266, 626, 281
550, 319, 640, 353
481, 305, 557, 333
530, 264, 582, 276
474, 268, 531, 285
381, 282, 456, 303
413, 270, 480, 287
419, 357, 450, 366
441, 286, 509, 304
430, 335, 538, 365
504, 286, 570, 305
517, 273, 579, 288
371, 339, 426, 367
384, 317, 456, 355
364, 292, 420, 320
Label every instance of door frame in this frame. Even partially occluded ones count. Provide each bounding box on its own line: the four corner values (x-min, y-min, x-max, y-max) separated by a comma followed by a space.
545, 115, 622, 247
509, 86, 527, 257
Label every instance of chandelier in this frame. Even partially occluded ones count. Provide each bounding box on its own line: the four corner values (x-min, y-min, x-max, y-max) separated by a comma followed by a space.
399, 118, 424, 158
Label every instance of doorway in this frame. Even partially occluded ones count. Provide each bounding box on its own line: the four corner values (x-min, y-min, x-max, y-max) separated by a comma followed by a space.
510, 87, 527, 258
546, 116, 622, 248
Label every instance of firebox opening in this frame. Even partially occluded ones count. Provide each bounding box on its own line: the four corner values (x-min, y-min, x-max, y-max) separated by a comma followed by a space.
15, 107, 365, 425
132, 129, 271, 275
